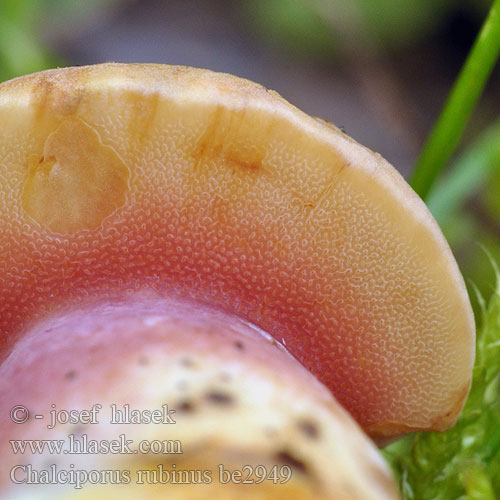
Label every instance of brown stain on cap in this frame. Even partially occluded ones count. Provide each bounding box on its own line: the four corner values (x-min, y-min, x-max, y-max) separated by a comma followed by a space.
22, 117, 130, 234
192, 105, 272, 176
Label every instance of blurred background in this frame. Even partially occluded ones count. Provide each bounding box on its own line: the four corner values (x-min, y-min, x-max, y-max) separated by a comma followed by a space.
1, 0, 499, 312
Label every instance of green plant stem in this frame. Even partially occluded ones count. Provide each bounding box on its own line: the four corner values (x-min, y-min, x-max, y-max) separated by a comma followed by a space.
410, 0, 500, 201
426, 120, 500, 224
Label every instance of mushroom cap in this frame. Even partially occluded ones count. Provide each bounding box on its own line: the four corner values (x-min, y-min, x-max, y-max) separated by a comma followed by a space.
0, 63, 475, 438
0, 298, 400, 500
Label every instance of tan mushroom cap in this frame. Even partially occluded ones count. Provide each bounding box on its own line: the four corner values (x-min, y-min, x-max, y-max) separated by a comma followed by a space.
0, 298, 400, 500
0, 63, 475, 438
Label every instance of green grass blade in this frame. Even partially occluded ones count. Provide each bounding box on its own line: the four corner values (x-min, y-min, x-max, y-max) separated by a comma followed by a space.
426, 120, 500, 224
410, 0, 500, 201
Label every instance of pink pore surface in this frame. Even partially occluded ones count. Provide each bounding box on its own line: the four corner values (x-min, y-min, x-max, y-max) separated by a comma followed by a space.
0, 194, 385, 428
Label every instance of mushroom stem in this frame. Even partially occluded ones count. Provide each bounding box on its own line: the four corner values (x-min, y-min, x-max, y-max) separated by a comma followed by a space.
0, 295, 400, 499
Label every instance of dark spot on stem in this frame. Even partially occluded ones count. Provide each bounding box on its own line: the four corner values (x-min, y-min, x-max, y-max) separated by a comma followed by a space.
205, 391, 234, 406
233, 340, 245, 351
275, 449, 308, 475
72, 425, 86, 436
297, 419, 320, 439
177, 400, 196, 413
64, 370, 77, 381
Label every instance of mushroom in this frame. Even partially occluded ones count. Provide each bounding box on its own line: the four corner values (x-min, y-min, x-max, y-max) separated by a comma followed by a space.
0, 298, 400, 499
0, 64, 475, 497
